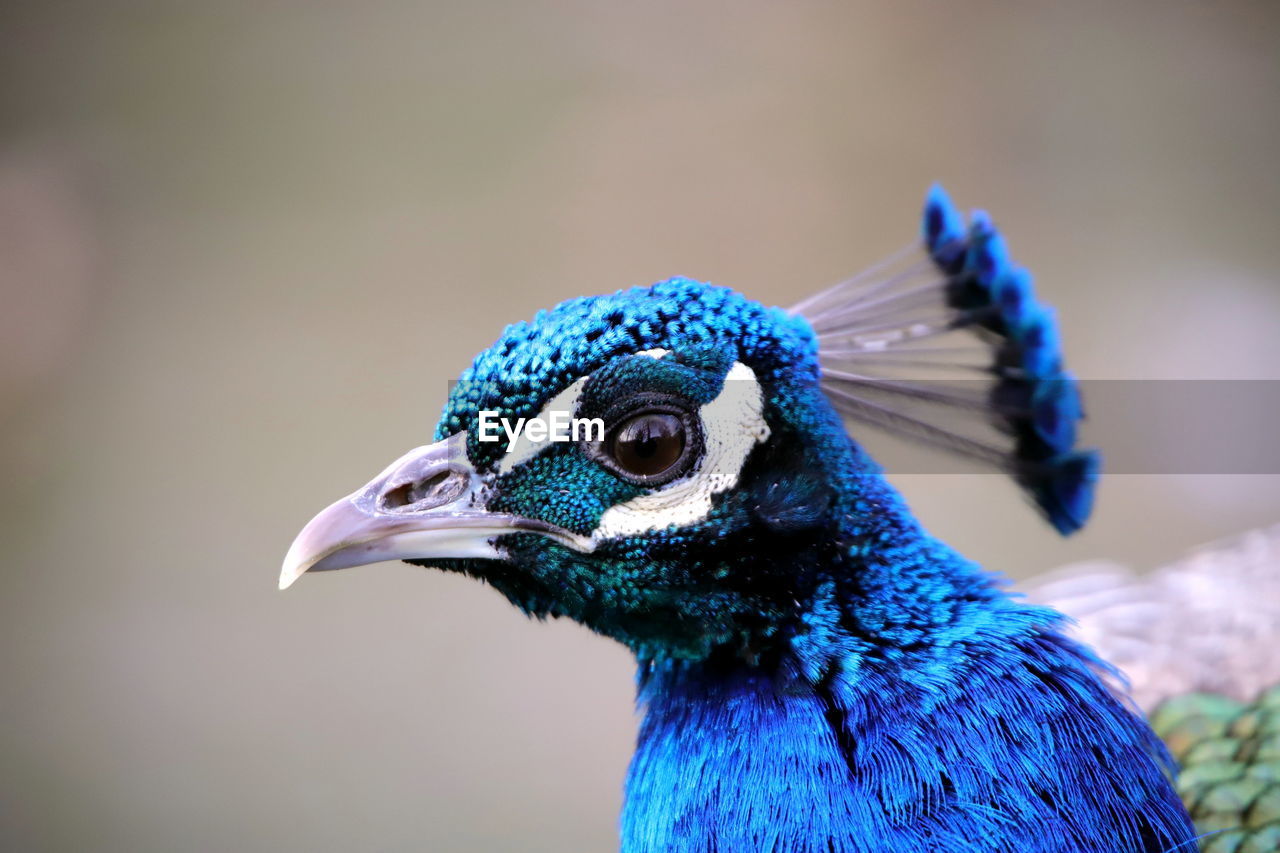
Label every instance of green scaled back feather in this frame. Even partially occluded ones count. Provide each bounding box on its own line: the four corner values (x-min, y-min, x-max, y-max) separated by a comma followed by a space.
1150, 686, 1280, 853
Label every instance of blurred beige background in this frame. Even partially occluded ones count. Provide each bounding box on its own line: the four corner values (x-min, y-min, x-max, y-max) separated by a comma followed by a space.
2, 2, 1278, 851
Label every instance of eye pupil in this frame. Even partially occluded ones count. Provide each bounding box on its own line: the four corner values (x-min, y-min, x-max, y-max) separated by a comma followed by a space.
610, 413, 686, 479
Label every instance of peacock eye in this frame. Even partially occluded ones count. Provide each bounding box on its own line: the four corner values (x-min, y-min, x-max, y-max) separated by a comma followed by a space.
606, 411, 688, 482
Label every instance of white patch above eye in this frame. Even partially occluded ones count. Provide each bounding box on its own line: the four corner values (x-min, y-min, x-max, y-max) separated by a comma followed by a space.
591, 361, 770, 540
496, 349, 669, 475
498, 376, 588, 474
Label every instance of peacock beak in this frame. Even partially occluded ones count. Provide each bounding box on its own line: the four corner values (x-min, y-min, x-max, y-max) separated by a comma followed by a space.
279, 432, 591, 590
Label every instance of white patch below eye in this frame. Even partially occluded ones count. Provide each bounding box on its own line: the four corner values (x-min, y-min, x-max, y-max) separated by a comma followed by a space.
591, 361, 770, 541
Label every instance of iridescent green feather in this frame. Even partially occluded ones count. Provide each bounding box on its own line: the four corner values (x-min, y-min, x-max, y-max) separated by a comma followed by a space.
1150, 686, 1280, 852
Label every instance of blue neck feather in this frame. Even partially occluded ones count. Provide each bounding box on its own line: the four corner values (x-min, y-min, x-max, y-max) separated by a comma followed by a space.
621, 516, 1194, 852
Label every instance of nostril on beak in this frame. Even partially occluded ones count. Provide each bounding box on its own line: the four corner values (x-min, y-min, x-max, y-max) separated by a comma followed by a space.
380, 468, 468, 512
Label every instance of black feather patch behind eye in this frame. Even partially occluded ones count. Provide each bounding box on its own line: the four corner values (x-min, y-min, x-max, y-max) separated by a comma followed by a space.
747, 457, 835, 533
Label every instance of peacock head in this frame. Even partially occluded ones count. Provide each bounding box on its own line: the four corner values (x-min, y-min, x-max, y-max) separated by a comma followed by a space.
281, 186, 1099, 660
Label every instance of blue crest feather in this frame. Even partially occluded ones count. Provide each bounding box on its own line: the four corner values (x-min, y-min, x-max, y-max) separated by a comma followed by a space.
792, 184, 1100, 534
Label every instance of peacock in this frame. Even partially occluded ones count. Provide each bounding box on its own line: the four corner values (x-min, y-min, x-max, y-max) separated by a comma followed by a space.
281, 186, 1280, 852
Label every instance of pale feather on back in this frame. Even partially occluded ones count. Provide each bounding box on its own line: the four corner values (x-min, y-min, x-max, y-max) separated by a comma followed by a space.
1025, 524, 1280, 712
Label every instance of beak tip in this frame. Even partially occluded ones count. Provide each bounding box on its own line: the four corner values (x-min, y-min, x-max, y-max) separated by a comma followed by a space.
278, 563, 302, 591
278, 540, 313, 591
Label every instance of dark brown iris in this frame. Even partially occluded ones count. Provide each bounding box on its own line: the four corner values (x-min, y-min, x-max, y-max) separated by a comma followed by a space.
608, 412, 686, 479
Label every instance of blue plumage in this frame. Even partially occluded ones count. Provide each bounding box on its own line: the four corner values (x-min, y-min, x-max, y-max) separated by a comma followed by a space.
627, 627, 1189, 852
282, 187, 1195, 851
